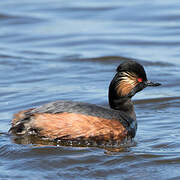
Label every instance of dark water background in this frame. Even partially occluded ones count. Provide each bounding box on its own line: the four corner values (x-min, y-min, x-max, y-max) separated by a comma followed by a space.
0, 0, 180, 179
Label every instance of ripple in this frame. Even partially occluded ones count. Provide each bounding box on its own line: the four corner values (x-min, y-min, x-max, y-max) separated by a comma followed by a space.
1, 0, 180, 179
134, 96, 180, 104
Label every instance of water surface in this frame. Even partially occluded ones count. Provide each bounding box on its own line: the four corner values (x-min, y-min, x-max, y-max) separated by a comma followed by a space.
0, 0, 180, 179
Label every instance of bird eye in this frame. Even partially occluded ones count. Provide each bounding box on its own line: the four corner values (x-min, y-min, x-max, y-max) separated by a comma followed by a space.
137, 78, 143, 82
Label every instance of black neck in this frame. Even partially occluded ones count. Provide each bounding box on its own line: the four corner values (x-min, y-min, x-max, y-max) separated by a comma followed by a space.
108, 76, 136, 120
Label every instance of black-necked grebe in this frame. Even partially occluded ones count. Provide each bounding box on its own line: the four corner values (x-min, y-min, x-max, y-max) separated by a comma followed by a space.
9, 61, 161, 145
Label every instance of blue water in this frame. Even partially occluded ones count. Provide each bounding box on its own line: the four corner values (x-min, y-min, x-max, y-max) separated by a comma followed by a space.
0, 0, 180, 179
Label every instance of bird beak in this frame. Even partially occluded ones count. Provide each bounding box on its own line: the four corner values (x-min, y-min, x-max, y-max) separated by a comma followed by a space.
145, 80, 161, 87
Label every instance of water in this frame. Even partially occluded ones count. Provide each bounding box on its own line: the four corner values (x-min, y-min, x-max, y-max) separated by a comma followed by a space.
0, 0, 180, 179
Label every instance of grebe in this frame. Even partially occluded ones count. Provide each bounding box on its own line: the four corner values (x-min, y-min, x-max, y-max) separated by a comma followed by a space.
9, 61, 161, 146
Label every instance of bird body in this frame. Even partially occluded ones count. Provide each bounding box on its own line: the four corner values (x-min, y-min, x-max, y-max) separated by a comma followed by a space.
9, 61, 160, 146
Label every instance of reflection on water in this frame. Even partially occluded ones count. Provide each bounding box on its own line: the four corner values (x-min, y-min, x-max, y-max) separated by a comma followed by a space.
0, 0, 180, 179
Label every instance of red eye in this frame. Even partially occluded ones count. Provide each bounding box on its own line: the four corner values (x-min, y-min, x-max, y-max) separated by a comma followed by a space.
138, 78, 143, 82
